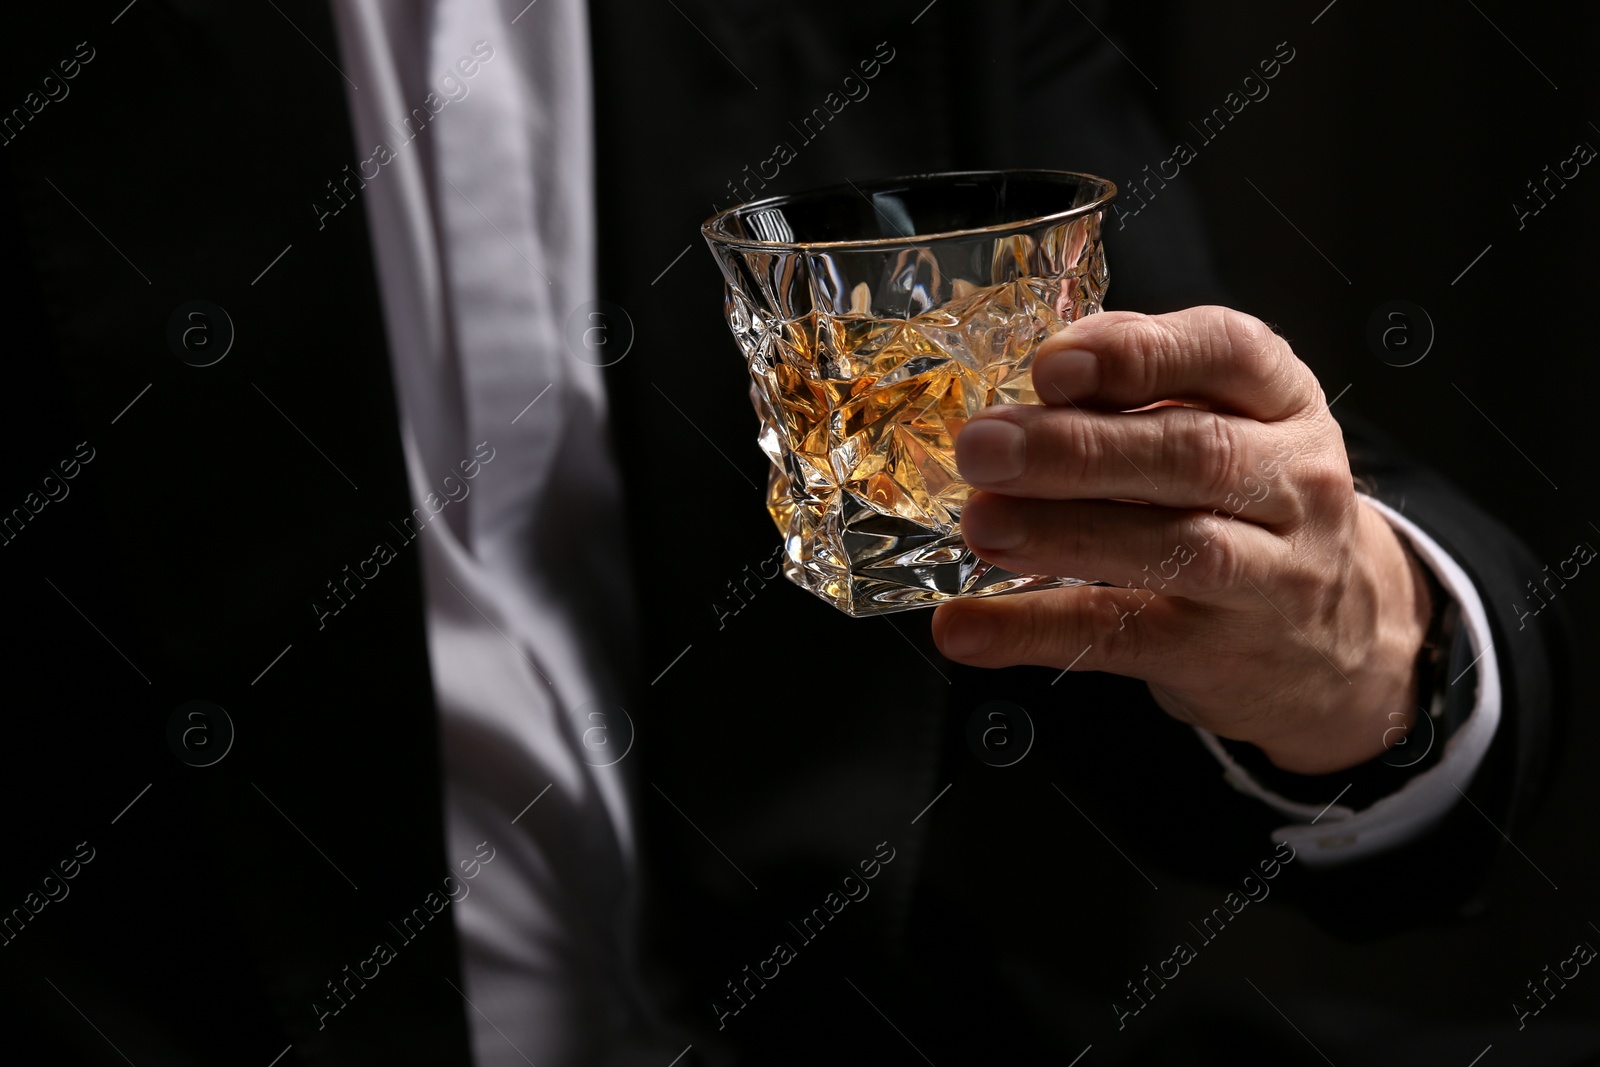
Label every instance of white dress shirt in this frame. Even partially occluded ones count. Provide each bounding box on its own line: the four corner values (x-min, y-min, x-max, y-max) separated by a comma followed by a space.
333, 2, 659, 1063
331, 1, 1501, 1060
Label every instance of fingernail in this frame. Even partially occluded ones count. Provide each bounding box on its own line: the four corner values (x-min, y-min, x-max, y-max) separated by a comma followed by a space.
940, 613, 992, 658
960, 497, 1025, 551
957, 418, 1025, 483
1036, 347, 1100, 402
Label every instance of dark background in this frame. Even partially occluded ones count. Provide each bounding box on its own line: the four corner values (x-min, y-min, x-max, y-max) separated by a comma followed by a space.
1121, 0, 1598, 1023
0, 0, 1592, 1061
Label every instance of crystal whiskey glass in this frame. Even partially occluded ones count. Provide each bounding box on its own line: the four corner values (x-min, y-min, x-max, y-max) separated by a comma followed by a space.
702, 170, 1117, 617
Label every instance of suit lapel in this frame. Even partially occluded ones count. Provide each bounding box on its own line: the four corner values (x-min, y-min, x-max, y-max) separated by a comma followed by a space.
2, 3, 470, 1061
588, 0, 953, 1019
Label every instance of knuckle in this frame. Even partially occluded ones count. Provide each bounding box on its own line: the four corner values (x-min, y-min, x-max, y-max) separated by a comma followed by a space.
1296, 451, 1354, 505
1218, 307, 1274, 359
1283, 453, 1354, 529
1056, 413, 1104, 488
1221, 309, 1314, 409
1175, 411, 1246, 503
1186, 305, 1239, 366
1106, 314, 1173, 394
1015, 592, 1079, 664
1094, 590, 1148, 660
1218, 308, 1291, 390
1183, 525, 1245, 595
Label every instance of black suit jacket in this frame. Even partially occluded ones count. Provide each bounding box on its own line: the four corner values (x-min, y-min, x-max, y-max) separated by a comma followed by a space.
0, 2, 1569, 1064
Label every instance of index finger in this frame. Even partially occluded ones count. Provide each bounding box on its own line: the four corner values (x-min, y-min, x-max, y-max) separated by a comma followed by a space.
1032, 306, 1321, 422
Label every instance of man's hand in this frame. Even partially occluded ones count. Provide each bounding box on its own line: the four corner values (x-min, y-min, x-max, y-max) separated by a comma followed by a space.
930, 307, 1433, 776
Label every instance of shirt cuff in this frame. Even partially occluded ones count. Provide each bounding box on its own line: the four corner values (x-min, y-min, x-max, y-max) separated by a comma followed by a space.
1193, 494, 1501, 867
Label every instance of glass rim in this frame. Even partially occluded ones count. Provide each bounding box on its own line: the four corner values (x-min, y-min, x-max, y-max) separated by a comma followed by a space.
700, 168, 1118, 253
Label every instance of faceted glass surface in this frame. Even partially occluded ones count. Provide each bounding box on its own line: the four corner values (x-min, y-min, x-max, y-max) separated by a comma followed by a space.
703, 170, 1116, 617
